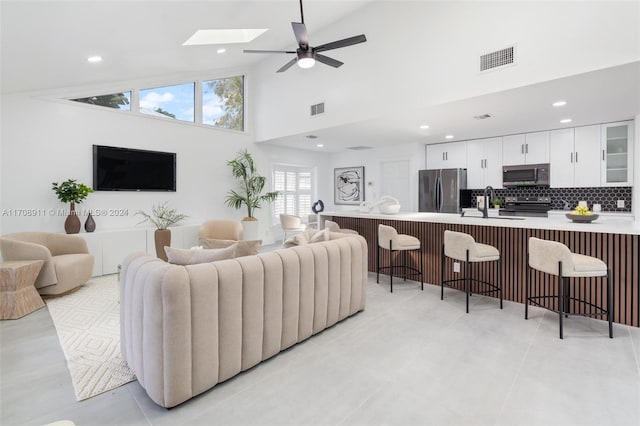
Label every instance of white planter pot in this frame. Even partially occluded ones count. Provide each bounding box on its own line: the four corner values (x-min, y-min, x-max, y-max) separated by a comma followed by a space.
242, 220, 259, 241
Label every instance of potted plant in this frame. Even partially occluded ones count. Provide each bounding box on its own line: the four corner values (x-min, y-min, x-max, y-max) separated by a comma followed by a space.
52, 179, 94, 234
492, 198, 503, 209
225, 149, 279, 240
136, 202, 188, 261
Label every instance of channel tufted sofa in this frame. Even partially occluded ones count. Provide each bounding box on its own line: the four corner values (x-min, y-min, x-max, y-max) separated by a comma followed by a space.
120, 234, 368, 408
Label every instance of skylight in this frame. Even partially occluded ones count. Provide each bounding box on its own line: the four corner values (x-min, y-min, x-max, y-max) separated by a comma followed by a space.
183, 29, 268, 45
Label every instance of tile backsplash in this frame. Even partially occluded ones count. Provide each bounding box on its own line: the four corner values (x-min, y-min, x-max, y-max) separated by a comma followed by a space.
469, 186, 632, 212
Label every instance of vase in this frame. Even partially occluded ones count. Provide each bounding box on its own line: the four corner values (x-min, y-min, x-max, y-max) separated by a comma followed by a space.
241, 219, 259, 241
84, 211, 96, 232
64, 202, 81, 234
155, 229, 171, 261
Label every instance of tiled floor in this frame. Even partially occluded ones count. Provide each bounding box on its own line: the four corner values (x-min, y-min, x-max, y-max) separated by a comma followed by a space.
2, 272, 640, 426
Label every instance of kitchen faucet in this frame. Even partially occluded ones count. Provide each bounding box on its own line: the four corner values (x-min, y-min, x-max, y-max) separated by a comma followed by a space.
479, 185, 495, 218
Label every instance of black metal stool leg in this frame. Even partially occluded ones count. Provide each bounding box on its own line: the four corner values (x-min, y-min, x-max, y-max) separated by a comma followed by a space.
420, 245, 424, 291
441, 245, 445, 300
564, 279, 570, 318
498, 257, 503, 309
389, 240, 393, 293
525, 254, 530, 319
465, 250, 470, 314
607, 269, 613, 338
558, 262, 564, 339
376, 239, 380, 284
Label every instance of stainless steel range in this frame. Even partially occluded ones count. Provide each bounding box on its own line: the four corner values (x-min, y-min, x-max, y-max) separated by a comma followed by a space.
499, 196, 551, 217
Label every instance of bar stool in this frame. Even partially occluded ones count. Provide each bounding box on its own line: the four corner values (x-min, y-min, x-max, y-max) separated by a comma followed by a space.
441, 230, 502, 313
526, 237, 612, 339
376, 224, 423, 293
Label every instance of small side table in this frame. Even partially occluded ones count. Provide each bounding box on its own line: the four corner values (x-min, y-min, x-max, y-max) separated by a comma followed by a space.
1, 260, 45, 319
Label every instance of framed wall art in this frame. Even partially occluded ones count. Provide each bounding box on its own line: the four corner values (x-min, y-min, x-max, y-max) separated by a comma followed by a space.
334, 166, 364, 205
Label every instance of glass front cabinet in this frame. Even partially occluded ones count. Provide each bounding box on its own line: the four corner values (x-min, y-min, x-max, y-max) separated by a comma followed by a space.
601, 121, 634, 186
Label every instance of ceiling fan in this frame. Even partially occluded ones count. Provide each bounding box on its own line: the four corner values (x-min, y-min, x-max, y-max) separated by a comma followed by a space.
243, 0, 367, 72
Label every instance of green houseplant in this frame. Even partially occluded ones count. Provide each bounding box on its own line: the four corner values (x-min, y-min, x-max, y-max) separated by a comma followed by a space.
492, 198, 503, 209
51, 179, 94, 234
136, 202, 188, 261
225, 149, 278, 239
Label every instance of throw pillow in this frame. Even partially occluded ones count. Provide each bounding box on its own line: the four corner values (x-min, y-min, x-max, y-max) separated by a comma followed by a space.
165, 244, 237, 265
309, 229, 329, 243
324, 220, 340, 232
283, 231, 311, 248
199, 238, 262, 257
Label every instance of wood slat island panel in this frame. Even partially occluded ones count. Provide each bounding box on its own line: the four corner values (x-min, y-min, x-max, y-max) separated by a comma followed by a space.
331, 216, 640, 327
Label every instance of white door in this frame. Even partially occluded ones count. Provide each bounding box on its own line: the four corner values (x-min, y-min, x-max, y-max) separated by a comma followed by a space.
549, 128, 575, 188
381, 160, 412, 211
524, 131, 550, 164
574, 125, 601, 188
484, 137, 503, 188
502, 134, 526, 165
466, 139, 486, 189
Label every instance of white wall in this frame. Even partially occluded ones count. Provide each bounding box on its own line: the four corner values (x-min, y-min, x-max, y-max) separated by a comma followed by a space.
326, 142, 425, 212
0, 93, 328, 244
253, 1, 640, 142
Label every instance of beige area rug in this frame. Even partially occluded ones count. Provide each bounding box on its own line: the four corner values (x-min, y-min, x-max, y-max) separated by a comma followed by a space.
45, 275, 136, 401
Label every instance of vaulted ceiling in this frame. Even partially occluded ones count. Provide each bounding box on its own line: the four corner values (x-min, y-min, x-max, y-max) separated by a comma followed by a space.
2, 1, 639, 152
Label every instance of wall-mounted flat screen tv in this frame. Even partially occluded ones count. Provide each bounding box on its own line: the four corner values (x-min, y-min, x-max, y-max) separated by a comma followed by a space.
93, 145, 176, 191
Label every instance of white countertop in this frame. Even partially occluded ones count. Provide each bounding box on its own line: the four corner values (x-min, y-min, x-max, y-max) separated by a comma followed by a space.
321, 210, 640, 235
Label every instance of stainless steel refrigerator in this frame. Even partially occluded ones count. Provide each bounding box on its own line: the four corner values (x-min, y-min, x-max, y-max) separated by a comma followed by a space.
419, 169, 468, 213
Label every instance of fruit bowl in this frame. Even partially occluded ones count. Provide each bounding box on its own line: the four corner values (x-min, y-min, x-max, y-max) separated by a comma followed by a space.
565, 213, 599, 223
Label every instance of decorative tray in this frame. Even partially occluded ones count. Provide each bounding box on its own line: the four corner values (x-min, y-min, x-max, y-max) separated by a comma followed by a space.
565, 213, 599, 223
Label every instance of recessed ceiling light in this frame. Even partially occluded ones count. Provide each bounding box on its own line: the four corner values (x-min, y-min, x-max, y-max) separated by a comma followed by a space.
560, 118, 572, 124
183, 29, 268, 45
87, 56, 102, 63
445, 134, 454, 139
316, 144, 324, 148
419, 124, 430, 130
552, 101, 567, 107
305, 135, 318, 139
217, 48, 226, 54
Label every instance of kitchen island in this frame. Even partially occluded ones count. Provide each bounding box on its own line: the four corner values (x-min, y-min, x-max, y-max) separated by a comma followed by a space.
321, 211, 640, 327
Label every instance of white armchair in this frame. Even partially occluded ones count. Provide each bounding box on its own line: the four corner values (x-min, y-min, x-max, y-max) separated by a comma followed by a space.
0, 232, 94, 295
279, 214, 306, 243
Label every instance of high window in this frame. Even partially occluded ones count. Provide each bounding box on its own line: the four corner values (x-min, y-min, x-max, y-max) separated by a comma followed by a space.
272, 165, 314, 223
139, 83, 195, 122
203, 76, 244, 131
71, 92, 131, 110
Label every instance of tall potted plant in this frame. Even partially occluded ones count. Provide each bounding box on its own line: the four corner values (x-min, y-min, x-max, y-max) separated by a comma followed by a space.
225, 149, 279, 240
52, 179, 94, 234
136, 202, 188, 261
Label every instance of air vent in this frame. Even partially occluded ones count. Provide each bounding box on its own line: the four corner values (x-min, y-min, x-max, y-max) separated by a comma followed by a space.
480, 46, 515, 72
310, 102, 325, 116
474, 114, 492, 120
347, 146, 373, 150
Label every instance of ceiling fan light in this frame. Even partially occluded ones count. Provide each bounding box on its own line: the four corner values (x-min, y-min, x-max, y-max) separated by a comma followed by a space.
298, 57, 315, 69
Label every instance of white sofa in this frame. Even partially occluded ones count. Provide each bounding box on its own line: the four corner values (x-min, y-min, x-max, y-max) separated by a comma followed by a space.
120, 234, 368, 407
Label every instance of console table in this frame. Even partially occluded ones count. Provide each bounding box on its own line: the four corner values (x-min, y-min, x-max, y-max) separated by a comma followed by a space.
0, 260, 45, 319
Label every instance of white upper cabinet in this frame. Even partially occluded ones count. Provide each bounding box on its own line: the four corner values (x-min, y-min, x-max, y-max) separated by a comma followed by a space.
466, 137, 503, 189
503, 131, 549, 165
426, 141, 467, 170
550, 127, 600, 188
574, 125, 602, 187
601, 121, 634, 186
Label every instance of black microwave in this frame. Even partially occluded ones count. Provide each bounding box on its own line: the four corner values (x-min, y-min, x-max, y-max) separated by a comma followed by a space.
503, 163, 550, 187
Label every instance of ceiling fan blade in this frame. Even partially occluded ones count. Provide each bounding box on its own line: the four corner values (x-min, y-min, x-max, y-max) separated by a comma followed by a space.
292, 22, 309, 48
244, 49, 296, 54
315, 54, 344, 68
276, 57, 298, 73
314, 34, 367, 52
